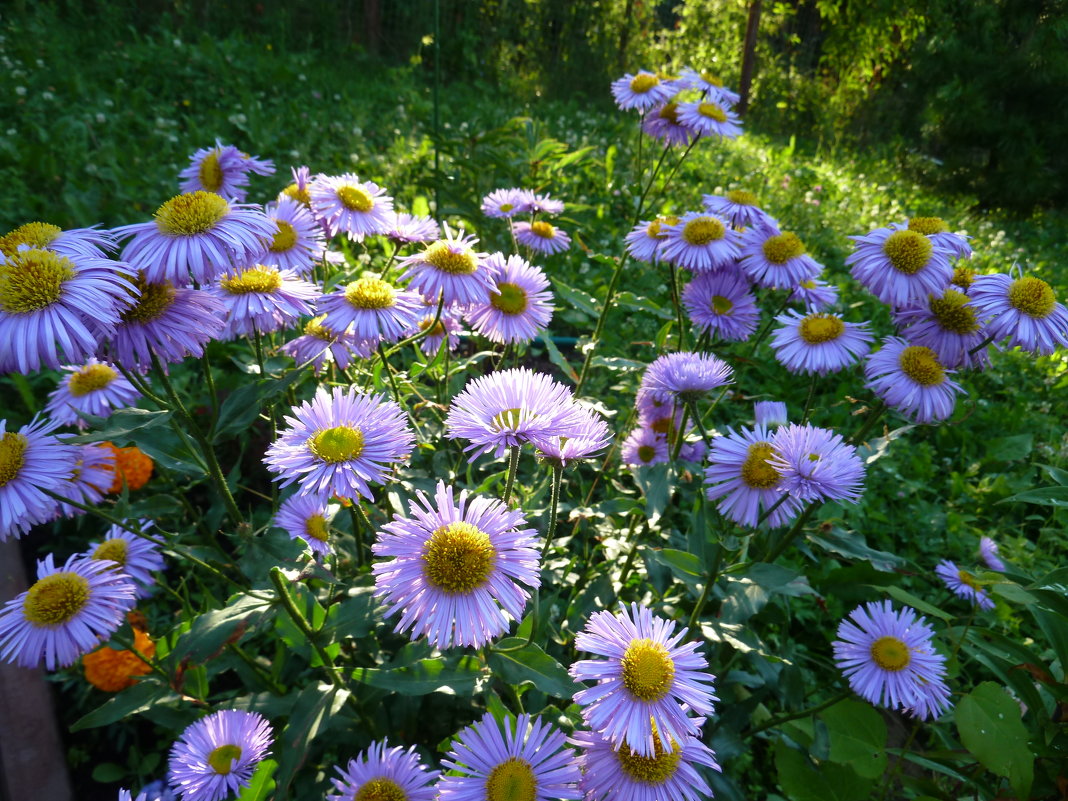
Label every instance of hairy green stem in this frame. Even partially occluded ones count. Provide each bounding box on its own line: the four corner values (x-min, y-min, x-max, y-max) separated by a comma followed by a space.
503, 445, 521, 506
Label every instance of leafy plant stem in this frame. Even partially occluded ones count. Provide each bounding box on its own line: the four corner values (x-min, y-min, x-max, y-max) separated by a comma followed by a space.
503, 445, 521, 506
540, 464, 564, 561
763, 501, 818, 562
743, 688, 852, 737
801, 373, 819, 424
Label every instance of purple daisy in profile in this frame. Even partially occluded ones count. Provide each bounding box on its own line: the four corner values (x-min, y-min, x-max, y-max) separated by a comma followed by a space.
262, 197, 326, 275
624, 215, 679, 264
536, 405, 612, 469
178, 141, 274, 202
935, 560, 995, 610
833, 600, 951, 720
0, 416, 77, 541
659, 212, 739, 273
273, 493, 335, 557
704, 424, 802, 529
1, 221, 115, 262
439, 713, 581, 801
571, 602, 717, 756
515, 221, 571, 255
621, 427, 669, 467
466, 253, 554, 344
168, 710, 273, 801
310, 174, 394, 241
316, 276, 423, 345
768, 423, 865, 504
278, 165, 313, 208
979, 536, 1006, 571
864, 337, 963, 424
518, 190, 566, 216
117, 192, 275, 286
893, 287, 990, 369
682, 270, 760, 342
642, 102, 696, 147
770, 310, 873, 376
55, 443, 115, 518
481, 188, 531, 219
45, 358, 140, 429
328, 739, 439, 801
372, 481, 540, 649
611, 71, 676, 111
398, 225, 494, 307
967, 271, 1068, 356
789, 277, 839, 312
384, 212, 439, 245
897, 217, 972, 261
640, 351, 734, 405
679, 66, 741, 105
739, 226, 821, 289
84, 519, 165, 598
209, 265, 319, 339
279, 315, 368, 374
0, 553, 136, 669
264, 386, 415, 501
676, 99, 743, 139
754, 400, 788, 427
846, 225, 954, 308
702, 189, 775, 231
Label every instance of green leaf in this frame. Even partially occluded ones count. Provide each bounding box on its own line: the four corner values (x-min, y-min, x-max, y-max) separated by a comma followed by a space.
955, 681, 1033, 800
487, 639, 579, 697
551, 278, 600, 318
809, 527, 903, 572
71, 680, 178, 731
820, 699, 888, 779
215, 369, 307, 438
644, 548, 703, 578
64, 408, 172, 444
274, 685, 348, 797
167, 593, 273, 667
873, 585, 952, 621
1001, 485, 1068, 508
235, 759, 277, 801
352, 656, 483, 696
774, 740, 874, 801
634, 463, 670, 524
91, 763, 127, 783
540, 333, 578, 382
986, 434, 1032, 462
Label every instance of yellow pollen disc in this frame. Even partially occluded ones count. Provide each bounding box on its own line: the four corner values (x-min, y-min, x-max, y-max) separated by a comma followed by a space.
490, 282, 529, 315
491, 407, 527, 432
629, 73, 660, 94
354, 777, 408, 801
637, 444, 657, 463
419, 317, 446, 336
698, 101, 727, 122
92, 538, 129, 567
1008, 276, 1056, 319
800, 279, 817, 289
950, 266, 975, 290
68, 363, 119, 397
681, 217, 725, 246
898, 346, 945, 386
269, 219, 299, 253
485, 757, 537, 801
345, 277, 396, 310
121, 274, 178, 324
957, 569, 980, 590
650, 416, 673, 436
645, 220, 663, 239
422, 521, 496, 594
282, 183, 312, 207
908, 216, 948, 235
424, 241, 478, 275
304, 315, 334, 340
726, 189, 756, 206
740, 442, 780, 489
304, 514, 330, 543
882, 230, 933, 275
762, 232, 805, 265
499, 203, 514, 213
711, 294, 734, 315
700, 70, 724, 86
207, 744, 243, 775
0, 432, 29, 487
0, 221, 62, 258
616, 729, 682, 785
308, 425, 365, 463
621, 638, 676, 701
530, 221, 555, 239
0, 248, 75, 314
337, 184, 374, 212
798, 314, 845, 344
928, 289, 978, 334
198, 150, 224, 192
658, 103, 680, 124
869, 635, 911, 672
23, 572, 91, 626
154, 191, 229, 236
220, 266, 283, 295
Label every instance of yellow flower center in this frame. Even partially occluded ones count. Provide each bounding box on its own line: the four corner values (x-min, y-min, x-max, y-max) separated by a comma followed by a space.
711, 294, 733, 315
354, 777, 408, 801
898, 345, 945, 386
681, 217, 725, 246
304, 315, 334, 341
928, 289, 979, 334
762, 232, 805, 265
419, 317, 446, 336
726, 189, 756, 206
950, 266, 975, 290
198, 150, 224, 192
207, 744, 243, 775
0, 432, 29, 487
800, 279, 817, 289
1007, 276, 1056, 319
529, 221, 555, 239
121, 276, 177, 324
621, 638, 676, 701
422, 521, 496, 594
220, 266, 283, 295
798, 313, 845, 344
68, 363, 119, 396
490, 282, 529, 315
637, 444, 658, 463
304, 514, 330, 543
92, 538, 129, 567
740, 442, 780, 489
424, 241, 478, 275
337, 184, 374, 212
269, 219, 298, 253
0, 248, 75, 314
282, 183, 312, 207
308, 425, 365, 463
23, 572, 91, 626
957, 569, 980, 590
698, 102, 728, 122
630, 73, 660, 94
615, 729, 682, 785
700, 70, 724, 86
882, 230, 932, 275
499, 203, 514, 213
490, 408, 529, 432
658, 103, 680, 124
869, 635, 910, 672
0, 221, 62, 258
154, 191, 229, 237
345, 277, 396, 310
485, 757, 537, 801
908, 216, 948, 235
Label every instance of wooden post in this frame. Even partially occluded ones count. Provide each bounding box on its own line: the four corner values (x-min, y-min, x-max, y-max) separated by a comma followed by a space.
738, 0, 762, 115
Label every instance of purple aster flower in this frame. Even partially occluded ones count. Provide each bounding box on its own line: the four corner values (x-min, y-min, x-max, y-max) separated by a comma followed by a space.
679, 66, 741, 106
895, 217, 972, 261
701, 190, 775, 231
833, 600, 951, 720
770, 310, 873, 375
384, 212, 440, 245
535, 404, 612, 468
624, 215, 680, 264
676, 99, 743, 139
279, 315, 369, 374
639, 351, 734, 405
278, 165, 313, 208
83, 519, 165, 598
789, 277, 839, 312
178, 141, 274, 203
445, 368, 581, 460
0, 553, 137, 669
372, 481, 540, 649
45, 358, 140, 429
117, 192, 275, 286
682, 270, 760, 342
514, 221, 571, 256
481, 188, 531, 219
316, 276, 423, 345
571, 602, 717, 756
636, 386, 674, 420
466, 253, 554, 344
893, 287, 990, 369
518, 190, 566, 216
273, 493, 335, 556
864, 337, 963, 424
407, 302, 463, 356
398, 225, 495, 307
979, 536, 1006, 571
262, 197, 327, 275
739, 226, 822, 289
935, 560, 995, 610
610, 71, 677, 111
659, 212, 739, 273
55, 442, 114, 518
310, 174, 394, 241
264, 386, 414, 501
0, 416, 77, 541
768, 423, 865, 504
704, 424, 802, 529
754, 401, 788, 428
439, 713, 581, 801
208, 265, 319, 339
846, 226, 954, 308
642, 102, 696, 147
168, 710, 273, 801
572, 726, 719, 801
1, 221, 116, 262
967, 271, 1068, 356
328, 739, 439, 801
621, 427, 669, 467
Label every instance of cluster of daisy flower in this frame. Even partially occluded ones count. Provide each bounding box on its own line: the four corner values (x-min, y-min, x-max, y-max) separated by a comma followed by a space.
611, 67, 743, 146
933, 535, 1007, 611
482, 187, 572, 255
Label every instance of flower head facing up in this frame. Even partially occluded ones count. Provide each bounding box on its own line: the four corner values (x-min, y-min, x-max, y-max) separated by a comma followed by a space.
935, 560, 995, 610
0, 416, 77, 541
372, 481, 540, 649
639, 351, 733, 405
317, 275, 423, 345
514, 221, 571, 256
846, 226, 954, 308
262, 196, 327, 275
84, 520, 165, 598
833, 600, 951, 720
681, 269, 760, 342
611, 71, 677, 111
45, 358, 140, 429
770, 310, 873, 376
897, 217, 973, 260
702, 189, 775, 231
168, 710, 273, 801
739, 226, 821, 289
894, 287, 990, 369
659, 212, 739, 273
310, 174, 395, 241
676, 99, 743, 139
864, 337, 963, 424
768, 423, 866, 504
979, 536, 1006, 571
210, 265, 319, 339
178, 141, 275, 202
481, 188, 531, 219
967, 272, 1068, 356
327, 739, 440, 801
704, 424, 802, 529
467, 253, 554, 344
273, 493, 336, 556
398, 226, 494, 307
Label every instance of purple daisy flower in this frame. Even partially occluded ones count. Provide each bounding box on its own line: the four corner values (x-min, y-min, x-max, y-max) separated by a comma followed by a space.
0, 553, 137, 669
168, 710, 273, 801
262, 197, 327, 275
117, 192, 275, 286
621, 427, 669, 467
466, 253, 554, 344
384, 212, 440, 245
398, 225, 495, 307
846, 225, 954, 308
535, 404, 612, 468
636, 386, 674, 420
967, 272, 1068, 356
571, 602, 717, 756
679, 66, 741, 106
676, 99, 743, 139
935, 560, 995, 610
445, 368, 580, 460
439, 713, 581, 801
178, 141, 274, 203
896, 217, 972, 261
893, 287, 990, 369
610, 71, 677, 111
278, 165, 313, 209
788, 277, 839, 312
682, 270, 760, 341
979, 536, 1006, 571
482, 188, 532, 219
208, 265, 319, 339
83, 519, 165, 598
639, 351, 734, 405
279, 315, 369, 374
768, 423, 865, 504
624, 215, 681, 264
316, 276, 423, 345
833, 601, 951, 720
704, 424, 803, 529
0, 416, 77, 540
310, 174, 394, 242
770, 310, 873, 376
514, 221, 571, 255
55, 442, 115, 518
642, 102, 697, 147
739, 226, 822, 289
45, 358, 140, 429
407, 302, 463, 356
1, 221, 116, 262
264, 386, 414, 501
754, 400, 788, 427
864, 337, 963, 424
659, 212, 739, 273
372, 481, 540, 649
518, 190, 566, 216
273, 493, 335, 556
701, 190, 775, 231
327, 739, 439, 801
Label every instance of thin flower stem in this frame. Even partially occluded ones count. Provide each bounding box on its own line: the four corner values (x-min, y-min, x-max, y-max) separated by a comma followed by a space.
967, 333, 996, 356
688, 544, 722, 629
348, 505, 365, 568
763, 501, 818, 562
200, 351, 220, 435
384, 292, 445, 357
668, 259, 686, 351
670, 404, 692, 461
880, 722, 922, 801
744, 688, 852, 737
746, 293, 791, 358
686, 400, 713, 448
108, 631, 176, 688
801, 374, 819, 425
379, 242, 402, 278
756, 492, 790, 527
615, 513, 645, 591
252, 329, 267, 376
115, 363, 167, 407
847, 400, 888, 446
540, 464, 564, 561
503, 445, 521, 506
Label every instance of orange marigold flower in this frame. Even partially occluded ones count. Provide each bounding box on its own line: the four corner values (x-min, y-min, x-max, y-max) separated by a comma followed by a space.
101, 441, 154, 493
83, 627, 156, 692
